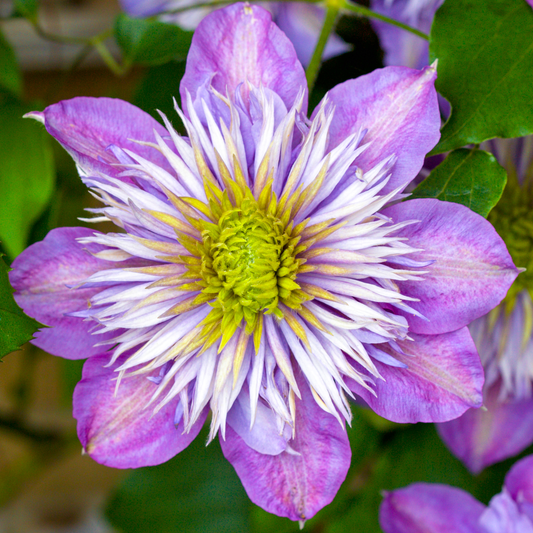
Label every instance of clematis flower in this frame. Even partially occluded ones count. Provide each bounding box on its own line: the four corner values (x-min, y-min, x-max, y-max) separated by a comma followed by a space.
118, 0, 350, 67
10, 3, 517, 521
437, 136, 533, 473
379, 454, 533, 533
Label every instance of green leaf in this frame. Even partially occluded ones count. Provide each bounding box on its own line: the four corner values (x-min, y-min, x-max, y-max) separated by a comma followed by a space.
410, 148, 507, 217
430, 0, 533, 154
0, 102, 55, 258
13, 0, 38, 19
133, 60, 186, 133
114, 14, 193, 66
0, 30, 22, 97
106, 426, 251, 533
0, 255, 41, 359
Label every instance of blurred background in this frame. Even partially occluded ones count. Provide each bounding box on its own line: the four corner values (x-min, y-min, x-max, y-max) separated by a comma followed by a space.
0, 1, 529, 532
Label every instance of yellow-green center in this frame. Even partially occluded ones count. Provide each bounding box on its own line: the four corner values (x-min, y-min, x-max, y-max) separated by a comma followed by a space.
489, 174, 533, 308
207, 196, 293, 315
179, 179, 314, 352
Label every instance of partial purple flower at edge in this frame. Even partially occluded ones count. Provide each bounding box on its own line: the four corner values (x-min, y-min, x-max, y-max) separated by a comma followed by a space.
370, 0, 443, 70
371, 0, 533, 473
10, 3, 518, 522
438, 136, 533, 473
380, 454, 533, 533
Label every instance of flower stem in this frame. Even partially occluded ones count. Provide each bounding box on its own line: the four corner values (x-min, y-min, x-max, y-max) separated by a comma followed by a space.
0, 412, 66, 443
305, 4, 340, 93
90, 37, 129, 76
342, 0, 429, 41
29, 19, 88, 45
26, 19, 128, 76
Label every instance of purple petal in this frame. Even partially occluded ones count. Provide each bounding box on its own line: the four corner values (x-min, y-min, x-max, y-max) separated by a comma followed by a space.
32, 97, 175, 182
480, 492, 533, 533
226, 386, 289, 455
119, 0, 172, 17
180, 3, 308, 113
349, 328, 483, 423
437, 385, 533, 474
505, 455, 533, 521
384, 198, 518, 335
274, 4, 350, 68
220, 373, 350, 521
74, 354, 207, 468
380, 483, 486, 533
9, 227, 118, 359
370, 0, 441, 69
322, 65, 440, 194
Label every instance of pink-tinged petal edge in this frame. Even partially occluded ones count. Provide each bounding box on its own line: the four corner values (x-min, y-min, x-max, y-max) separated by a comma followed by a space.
220, 372, 350, 521
74, 354, 207, 469
322, 65, 440, 194
384, 198, 518, 335
349, 328, 484, 423
180, 3, 308, 113
9, 227, 117, 360
437, 384, 533, 474
380, 483, 486, 533
30, 97, 175, 181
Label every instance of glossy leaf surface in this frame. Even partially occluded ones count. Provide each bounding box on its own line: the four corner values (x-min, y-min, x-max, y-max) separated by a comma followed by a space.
430, 0, 533, 153
411, 148, 507, 217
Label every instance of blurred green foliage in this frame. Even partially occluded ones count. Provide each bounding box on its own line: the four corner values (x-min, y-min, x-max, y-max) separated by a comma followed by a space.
0, 102, 55, 259
12, 0, 38, 20
0, 30, 21, 97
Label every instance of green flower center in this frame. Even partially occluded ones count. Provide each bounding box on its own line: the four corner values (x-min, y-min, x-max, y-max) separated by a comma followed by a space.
174, 173, 318, 353
489, 174, 533, 307
202, 192, 302, 324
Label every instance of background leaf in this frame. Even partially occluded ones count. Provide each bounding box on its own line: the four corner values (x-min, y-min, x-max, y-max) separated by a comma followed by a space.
0, 255, 41, 359
0, 102, 55, 258
133, 60, 186, 132
430, 0, 533, 154
114, 14, 193, 66
13, 0, 38, 19
106, 426, 251, 533
0, 30, 21, 97
411, 148, 507, 217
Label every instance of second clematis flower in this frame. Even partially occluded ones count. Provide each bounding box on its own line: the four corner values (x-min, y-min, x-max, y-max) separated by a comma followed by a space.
380, 454, 533, 533
371, 0, 533, 474
437, 136, 533, 473
9, 3, 518, 521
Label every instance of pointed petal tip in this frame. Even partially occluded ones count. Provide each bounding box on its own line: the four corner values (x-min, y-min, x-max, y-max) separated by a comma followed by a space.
421, 62, 438, 82
24, 111, 45, 124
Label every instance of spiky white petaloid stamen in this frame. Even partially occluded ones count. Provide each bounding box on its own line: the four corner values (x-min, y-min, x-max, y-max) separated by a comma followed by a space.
73, 84, 427, 442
